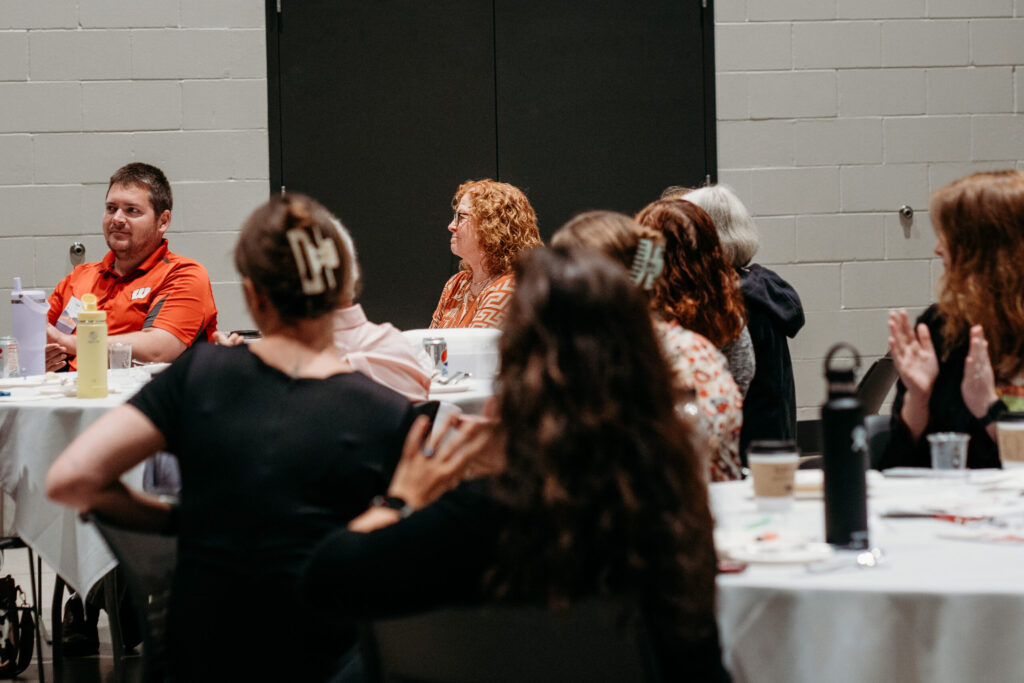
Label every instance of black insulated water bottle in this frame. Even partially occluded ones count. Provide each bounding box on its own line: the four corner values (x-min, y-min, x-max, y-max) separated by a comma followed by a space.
821, 343, 869, 549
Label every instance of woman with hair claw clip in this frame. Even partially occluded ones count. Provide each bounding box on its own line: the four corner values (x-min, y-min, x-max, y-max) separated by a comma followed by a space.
551, 210, 743, 482
46, 192, 416, 682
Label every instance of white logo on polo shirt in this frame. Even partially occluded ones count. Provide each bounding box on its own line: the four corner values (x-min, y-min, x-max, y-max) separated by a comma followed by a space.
130, 287, 151, 300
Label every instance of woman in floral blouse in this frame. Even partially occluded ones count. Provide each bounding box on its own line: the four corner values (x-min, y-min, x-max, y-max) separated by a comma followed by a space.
551, 210, 743, 481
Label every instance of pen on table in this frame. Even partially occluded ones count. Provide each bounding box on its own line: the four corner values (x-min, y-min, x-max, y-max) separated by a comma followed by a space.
744, 516, 771, 530
880, 511, 989, 524
931, 514, 989, 524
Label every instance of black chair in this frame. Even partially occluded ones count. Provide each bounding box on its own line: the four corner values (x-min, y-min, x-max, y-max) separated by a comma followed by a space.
51, 562, 127, 668
795, 415, 891, 471
865, 414, 892, 470
83, 512, 177, 683
362, 598, 662, 683
857, 354, 898, 415
796, 419, 823, 457
0, 537, 45, 682
795, 352, 896, 457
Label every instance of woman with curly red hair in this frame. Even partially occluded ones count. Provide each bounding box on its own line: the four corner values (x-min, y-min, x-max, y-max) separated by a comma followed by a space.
883, 170, 1024, 469
637, 198, 755, 396
430, 179, 543, 328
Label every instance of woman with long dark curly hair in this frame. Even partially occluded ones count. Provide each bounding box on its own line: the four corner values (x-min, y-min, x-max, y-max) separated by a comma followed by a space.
303, 246, 728, 682
430, 179, 542, 328
883, 170, 1024, 469
638, 198, 755, 396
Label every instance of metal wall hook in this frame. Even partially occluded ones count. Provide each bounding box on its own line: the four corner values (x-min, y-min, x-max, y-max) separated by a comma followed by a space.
898, 205, 914, 219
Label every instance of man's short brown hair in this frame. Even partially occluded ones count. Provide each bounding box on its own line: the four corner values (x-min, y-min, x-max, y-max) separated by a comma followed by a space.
108, 163, 173, 215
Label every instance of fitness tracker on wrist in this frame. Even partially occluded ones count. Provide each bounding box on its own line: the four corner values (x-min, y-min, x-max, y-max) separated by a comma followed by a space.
371, 495, 414, 519
979, 399, 1008, 427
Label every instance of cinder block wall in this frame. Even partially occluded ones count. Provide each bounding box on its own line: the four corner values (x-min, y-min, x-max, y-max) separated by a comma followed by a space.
4, 1, 1021, 413
715, 1, 1024, 418
0, 0, 268, 336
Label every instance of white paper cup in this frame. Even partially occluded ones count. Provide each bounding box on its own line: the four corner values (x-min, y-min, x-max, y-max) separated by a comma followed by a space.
748, 440, 800, 512
996, 413, 1024, 470
927, 432, 969, 472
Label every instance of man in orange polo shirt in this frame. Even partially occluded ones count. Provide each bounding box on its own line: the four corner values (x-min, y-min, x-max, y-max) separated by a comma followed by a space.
46, 163, 218, 370
46, 162, 218, 656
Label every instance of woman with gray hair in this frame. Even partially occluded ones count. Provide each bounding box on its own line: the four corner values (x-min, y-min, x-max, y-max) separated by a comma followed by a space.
681, 184, 805, 459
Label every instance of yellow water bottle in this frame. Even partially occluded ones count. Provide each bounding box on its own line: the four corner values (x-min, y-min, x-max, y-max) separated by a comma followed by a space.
76, 293, 108, 398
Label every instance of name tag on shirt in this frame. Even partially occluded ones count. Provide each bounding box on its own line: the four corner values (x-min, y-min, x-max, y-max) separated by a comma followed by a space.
55, 297, 83, 334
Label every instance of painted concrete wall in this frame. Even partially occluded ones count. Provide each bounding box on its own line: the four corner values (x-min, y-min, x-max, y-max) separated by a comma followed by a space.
3, 1, 1022, 420
714, 0, 1024, 417
0, 0, 268, 336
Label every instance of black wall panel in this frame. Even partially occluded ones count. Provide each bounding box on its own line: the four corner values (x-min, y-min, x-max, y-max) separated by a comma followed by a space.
270, 0, 495, 327
268, 1, 715, 329
494, 1, 709, 238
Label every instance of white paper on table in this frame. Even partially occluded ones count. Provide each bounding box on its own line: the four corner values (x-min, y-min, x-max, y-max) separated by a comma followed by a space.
936, 528, 1024, 544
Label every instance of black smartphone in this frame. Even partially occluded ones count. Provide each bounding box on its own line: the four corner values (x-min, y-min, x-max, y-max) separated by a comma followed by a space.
230, 329, 262, 342
411, 400, 441, 426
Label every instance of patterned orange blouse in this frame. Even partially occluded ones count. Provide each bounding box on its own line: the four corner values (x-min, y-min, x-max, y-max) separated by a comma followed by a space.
430, 271, 515, 329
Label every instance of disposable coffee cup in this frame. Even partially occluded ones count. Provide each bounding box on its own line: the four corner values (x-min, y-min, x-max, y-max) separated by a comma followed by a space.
996, 412, 1024, 470
748, 440, 800, 512
927, 432, 969, 473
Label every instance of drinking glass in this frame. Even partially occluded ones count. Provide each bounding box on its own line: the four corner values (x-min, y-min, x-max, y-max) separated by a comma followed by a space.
108, 342, 132, 382
927, 432, 969, 473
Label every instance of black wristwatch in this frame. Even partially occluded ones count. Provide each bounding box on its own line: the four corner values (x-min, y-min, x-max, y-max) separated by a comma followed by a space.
371, 495, 414, 519
978, 399, 1008, 427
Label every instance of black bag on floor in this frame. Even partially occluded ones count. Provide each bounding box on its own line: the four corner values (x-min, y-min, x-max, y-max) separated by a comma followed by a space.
0, 575, 34, 677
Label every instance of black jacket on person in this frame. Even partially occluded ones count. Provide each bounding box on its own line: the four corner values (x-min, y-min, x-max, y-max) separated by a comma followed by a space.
739, 264, 805, 460
880, 305, 1000, 470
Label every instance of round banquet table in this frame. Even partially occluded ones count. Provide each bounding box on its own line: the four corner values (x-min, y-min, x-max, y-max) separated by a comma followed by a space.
0, 374, 146, 595
711, 469, 1024, 683
428, 377, 494, 416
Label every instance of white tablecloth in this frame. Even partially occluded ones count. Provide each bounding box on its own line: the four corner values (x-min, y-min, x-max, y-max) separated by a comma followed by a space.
712, 472, 1024, 683
428, 378, 494, 416
0, 381, 142, 595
